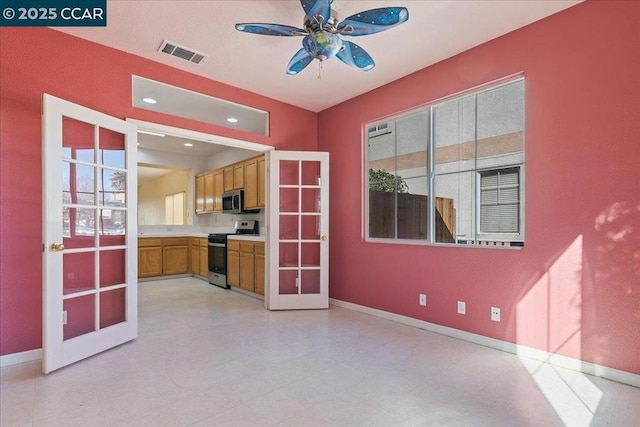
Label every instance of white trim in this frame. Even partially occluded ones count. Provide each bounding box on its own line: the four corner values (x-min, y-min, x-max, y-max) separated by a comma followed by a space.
0, 348, 42, 367
329, 298, 640, 388
126, 118, 274, 153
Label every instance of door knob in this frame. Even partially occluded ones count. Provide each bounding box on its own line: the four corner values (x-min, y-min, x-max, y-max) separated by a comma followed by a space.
321, 236, 327, 241
50, 243, 64, 252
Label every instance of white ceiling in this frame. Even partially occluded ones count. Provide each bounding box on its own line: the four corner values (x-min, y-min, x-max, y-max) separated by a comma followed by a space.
56, 0, 582, 113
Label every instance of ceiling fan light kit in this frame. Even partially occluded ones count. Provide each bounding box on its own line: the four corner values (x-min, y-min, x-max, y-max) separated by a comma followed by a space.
235, 0, 409, 76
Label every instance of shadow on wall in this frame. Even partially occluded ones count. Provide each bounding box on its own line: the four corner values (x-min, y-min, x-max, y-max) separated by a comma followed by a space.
513, 200, 639, 424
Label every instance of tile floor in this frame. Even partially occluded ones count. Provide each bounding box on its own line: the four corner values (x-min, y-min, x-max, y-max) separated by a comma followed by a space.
1, 277, 639, 426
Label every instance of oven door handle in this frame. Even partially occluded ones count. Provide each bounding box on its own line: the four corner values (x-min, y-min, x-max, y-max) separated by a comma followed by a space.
208, 243, 226, 248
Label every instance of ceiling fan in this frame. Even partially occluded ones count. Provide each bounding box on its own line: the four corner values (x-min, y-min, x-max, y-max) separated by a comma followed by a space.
235, 0, 409, 76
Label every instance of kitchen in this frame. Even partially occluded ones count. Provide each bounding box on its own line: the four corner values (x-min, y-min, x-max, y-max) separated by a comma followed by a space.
137, 131, 267, 296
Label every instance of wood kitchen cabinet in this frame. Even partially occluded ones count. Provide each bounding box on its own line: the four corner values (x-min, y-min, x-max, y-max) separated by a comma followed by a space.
138, 238, 163, 277
227, 239, 264, 294
190, 238, 200, 275
233, 163, 244, 189
254, 242, 265, 295
244, 155, 265, 210
227, 240, 240, 287
199, 238, 208, 278
239, 242, 255, 292
204, 171, 214, 213
213, 169, 224, 212
257, 156, 265, 208
223, 167, 234, 192
162, 238, 189, 275
195, 174, 205, 213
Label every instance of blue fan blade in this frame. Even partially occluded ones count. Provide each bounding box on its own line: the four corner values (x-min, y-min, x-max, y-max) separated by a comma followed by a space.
336, 41, 375, 71
235, 23, 306, 37
300, 0, 331, 24
287, 48, 314, 75
337, 7, 409, 36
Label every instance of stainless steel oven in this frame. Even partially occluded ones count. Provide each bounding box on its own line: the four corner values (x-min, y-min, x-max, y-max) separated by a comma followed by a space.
207, 233, 229, 288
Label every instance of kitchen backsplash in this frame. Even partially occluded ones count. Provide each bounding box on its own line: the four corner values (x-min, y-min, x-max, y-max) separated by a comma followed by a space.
139, 210, 264, 236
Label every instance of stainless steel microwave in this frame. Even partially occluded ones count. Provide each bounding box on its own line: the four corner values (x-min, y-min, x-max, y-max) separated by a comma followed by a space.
221, 190, 243, 214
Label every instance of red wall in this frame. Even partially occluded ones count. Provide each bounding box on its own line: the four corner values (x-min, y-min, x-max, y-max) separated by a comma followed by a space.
318, 1, 640, 374
0, 28, 317, 356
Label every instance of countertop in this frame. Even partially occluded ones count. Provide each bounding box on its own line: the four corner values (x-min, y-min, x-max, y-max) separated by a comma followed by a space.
138, 233, 209, 238
227, 235, 265, 242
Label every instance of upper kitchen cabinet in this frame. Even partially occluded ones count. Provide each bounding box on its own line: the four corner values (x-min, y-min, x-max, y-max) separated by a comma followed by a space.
195, 173, 205, 213
244, 155, 265, 210
213, 169, 224, 212
196, 154, 266, 214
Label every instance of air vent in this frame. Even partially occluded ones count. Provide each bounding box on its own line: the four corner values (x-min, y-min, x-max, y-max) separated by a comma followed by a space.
158, 40, 207, 64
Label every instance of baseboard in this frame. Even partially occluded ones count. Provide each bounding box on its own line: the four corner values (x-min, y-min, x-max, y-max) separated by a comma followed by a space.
0, 348, 42, 368
329, 298, 640, 388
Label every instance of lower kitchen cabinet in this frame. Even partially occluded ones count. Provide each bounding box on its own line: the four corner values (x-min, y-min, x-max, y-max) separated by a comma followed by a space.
227, 241, 240, 287
162, 238, 189, 275
138, 239, 163, 277
199, 238, 208, 278
239, 242, 255, 292
227, 239, 265, 295
254, 242, 265, 295
190, 238, 200, 275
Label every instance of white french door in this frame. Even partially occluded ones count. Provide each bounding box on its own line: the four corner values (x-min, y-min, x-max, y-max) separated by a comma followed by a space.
266, 151, 329, 310
42, 94, 138, 373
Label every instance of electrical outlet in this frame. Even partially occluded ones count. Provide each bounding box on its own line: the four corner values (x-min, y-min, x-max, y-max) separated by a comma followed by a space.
457, 301, 466, 314
419, 294, 427, 306
491, 307, 501, 322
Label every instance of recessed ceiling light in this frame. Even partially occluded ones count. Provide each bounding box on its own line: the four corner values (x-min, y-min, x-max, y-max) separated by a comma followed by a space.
184, 143, 193, 147
227, 117, 238, 123
142, 97, 157, 104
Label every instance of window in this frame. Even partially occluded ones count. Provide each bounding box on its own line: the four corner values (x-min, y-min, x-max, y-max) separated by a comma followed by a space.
164, 192, 185, 225
366, 78, 525, 247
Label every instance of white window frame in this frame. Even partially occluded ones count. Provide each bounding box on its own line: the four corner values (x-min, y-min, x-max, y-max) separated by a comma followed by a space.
364, 75, 525, 248
476, 166, 525, 244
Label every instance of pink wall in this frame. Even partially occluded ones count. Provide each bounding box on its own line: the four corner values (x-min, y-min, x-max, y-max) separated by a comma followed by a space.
318, 1, 640, 374
0, 28, 317, 356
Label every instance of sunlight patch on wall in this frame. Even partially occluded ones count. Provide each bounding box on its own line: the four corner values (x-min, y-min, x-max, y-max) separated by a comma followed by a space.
515, 235, 604, 424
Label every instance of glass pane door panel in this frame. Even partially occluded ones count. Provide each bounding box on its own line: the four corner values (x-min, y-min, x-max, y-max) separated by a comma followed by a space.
63, 252, 95, 295
99, 249, 125, 287
279, 215, 298, 240
63, 207, 96, 248
99, 209, 126, 246
279, 160, 299, 185
98, 127, 126, 167
279, 188, 299, 212
279, 270, 298, 295
65, 163, 95, 205
301, 215, 320, 240
279, 242, 299, 267
99, 288, 126, 328
62, 116, 95, 158
62, 162, 71, 204
301, 161, 320, 186
301, 243, 320, 267
63, 294, 96, 340
99, 169, 126, 207
301, 188, 320, 213
301, 270, 320, 294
